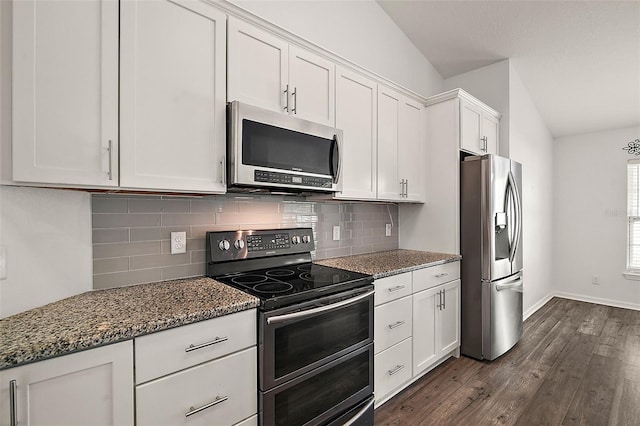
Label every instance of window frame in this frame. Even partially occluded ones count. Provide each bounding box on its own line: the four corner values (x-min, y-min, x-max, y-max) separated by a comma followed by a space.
625, 159, 640, 279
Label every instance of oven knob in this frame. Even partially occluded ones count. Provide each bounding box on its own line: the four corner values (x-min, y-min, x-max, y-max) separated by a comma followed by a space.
218, 239, 230, 251
291, 236, 300, 244
234, 239, 245, 250
302, 235, 311, 244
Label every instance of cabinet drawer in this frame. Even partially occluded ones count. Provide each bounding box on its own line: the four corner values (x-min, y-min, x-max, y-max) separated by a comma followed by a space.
374, 296, 412, 354
412, 261, 460, 293
374, 272, 412, 306
135, 309, 256, 384
136, 347, 257, 426
374, 338, 412, 404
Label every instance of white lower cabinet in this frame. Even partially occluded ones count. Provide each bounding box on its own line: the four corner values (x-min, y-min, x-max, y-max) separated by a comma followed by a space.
0, 341, 134, 426
136, 347, 257, 426
374, 262, 461, 406
374, 338, 412, 403
134, 309, 258, 426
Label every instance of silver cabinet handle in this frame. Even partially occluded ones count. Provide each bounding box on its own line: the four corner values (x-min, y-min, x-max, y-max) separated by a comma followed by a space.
343, 398, 374, 426
387, 285, 405, 293
185, 336, 228, 352
387, 364, 405, 376
436, 290, 441, 309
442, 289, 446, 309
283, 85, 289, 112
405, 179, 409, 198
220, 156, 226, 185
292, 87, 297, 113
481, 136, 488, 152
435, 273, 449, 278
9, 380, 17, 426
107, 140, 113, 181
267, 290, 374, 324
388, 320, 406, 329
185, 395, 228, 417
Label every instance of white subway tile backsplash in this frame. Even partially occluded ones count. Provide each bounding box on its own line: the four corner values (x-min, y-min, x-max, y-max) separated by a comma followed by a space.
91, 194, 398, 289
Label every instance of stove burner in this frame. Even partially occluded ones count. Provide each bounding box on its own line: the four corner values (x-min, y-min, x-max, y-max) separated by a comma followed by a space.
300, 271, 351, 284
266, 269, 295, 277
254, 282, 294, 294
297, 264, 312, 272
231, 274, 268, 285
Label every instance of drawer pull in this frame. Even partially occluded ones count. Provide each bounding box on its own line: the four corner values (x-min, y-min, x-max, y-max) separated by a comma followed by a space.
185, 395, 228, 417
434, 273, 449, 278
388, 321, 406, 330
185, 336, 228, 352
387, 364, 405, 376
387, 285, 406, 293
9, 380, 17, 426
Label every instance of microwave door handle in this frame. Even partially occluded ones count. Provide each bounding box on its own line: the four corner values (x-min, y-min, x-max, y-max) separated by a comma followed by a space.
331, 134, 342, 184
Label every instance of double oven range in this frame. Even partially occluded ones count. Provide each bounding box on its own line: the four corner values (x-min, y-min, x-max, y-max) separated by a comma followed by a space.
206, 228, 375, 426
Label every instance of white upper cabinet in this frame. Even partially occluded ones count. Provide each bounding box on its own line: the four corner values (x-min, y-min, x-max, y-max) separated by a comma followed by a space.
228, 17, 335, 126
334, 67, 377, 200
460, 96, 500, 155
377, 86, 424, 203
119, 0, 227, 192
12, 0, 119, 186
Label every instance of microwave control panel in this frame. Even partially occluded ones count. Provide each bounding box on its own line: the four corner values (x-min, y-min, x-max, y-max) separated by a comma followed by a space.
254, 170, 333, 188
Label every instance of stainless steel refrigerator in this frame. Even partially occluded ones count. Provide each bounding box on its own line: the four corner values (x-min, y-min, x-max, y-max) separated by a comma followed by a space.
460, 154, 523, 360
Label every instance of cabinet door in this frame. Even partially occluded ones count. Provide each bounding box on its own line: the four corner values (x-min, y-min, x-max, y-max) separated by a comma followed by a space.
482, 113, 499, 155
120, 0, 226, 192
289, 46, 335, 126
437, 280, 461, 357
399, 97, 424, 202
0, 341, 134, 426
12, 0, 118, 186
377, 87, 401, 201
412, 287, 438, 375
460, 99, 483, 154
136, 347, 257, 426
334, 67, 377, 200
228, 17, 288, 113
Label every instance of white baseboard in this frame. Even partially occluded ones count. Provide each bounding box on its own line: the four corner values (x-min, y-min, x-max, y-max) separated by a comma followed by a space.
524, 292, 555, 320
554, 292, 640, 311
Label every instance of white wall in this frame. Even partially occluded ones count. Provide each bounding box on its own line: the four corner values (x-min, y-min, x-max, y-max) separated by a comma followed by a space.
444, 59, 510, 156
230, 0, 444, 97
0, 187, 93, 318
508, 64, 555, 317
553, 126, 640, 310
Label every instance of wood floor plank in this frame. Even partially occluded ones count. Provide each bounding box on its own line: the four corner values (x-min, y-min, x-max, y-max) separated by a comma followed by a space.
562, 354, 621, 425
577, 304, 611, 336
593, 312, 631, 360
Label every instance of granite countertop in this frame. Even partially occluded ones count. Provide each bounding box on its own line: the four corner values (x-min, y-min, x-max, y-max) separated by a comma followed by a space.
316, 249, 461, 278
0, 277, 259, 370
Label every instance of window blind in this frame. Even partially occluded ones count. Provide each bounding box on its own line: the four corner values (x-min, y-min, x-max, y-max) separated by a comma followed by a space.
627, 160, 640, 270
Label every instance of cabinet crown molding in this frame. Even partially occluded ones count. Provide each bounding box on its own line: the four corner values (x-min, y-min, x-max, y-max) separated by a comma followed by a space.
425, 88, 501, 118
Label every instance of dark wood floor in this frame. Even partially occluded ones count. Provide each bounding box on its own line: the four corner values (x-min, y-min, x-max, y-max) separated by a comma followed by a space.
374, 297, 640, 426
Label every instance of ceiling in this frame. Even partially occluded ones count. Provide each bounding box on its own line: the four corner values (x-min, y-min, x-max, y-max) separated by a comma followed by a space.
378, 0, 640, 138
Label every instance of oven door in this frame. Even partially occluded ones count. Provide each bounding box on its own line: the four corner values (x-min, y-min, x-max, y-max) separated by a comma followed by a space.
261, 343, 374, 426
228, 101, 343, 192
260, 286, 374, 390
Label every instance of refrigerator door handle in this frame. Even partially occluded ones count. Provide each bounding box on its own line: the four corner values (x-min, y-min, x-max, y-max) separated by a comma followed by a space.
492, 271, 522, 287
507, 171, 522, 263
496, 280, 523, 292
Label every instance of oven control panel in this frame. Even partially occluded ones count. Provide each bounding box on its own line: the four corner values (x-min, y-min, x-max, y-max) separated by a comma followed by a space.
206, 228, 315, 262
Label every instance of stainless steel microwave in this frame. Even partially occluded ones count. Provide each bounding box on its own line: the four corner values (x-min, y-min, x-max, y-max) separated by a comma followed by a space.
227, 101, 343, 193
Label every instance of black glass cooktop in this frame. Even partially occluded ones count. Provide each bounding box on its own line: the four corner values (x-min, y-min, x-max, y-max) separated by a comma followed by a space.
214, 263, 373, 310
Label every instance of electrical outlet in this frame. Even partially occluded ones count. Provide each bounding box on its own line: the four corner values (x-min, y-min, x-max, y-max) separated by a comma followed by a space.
332, 226, 340, 241
592, 275, 600, 285
385, 224, 392, 237
171, 232, 187, 254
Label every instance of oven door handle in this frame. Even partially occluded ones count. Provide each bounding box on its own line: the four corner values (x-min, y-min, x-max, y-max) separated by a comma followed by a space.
266, 290, 374, 325
343, 397, 375, 426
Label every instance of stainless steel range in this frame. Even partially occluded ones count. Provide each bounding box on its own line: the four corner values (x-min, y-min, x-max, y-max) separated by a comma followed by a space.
206, 228, 374, 426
